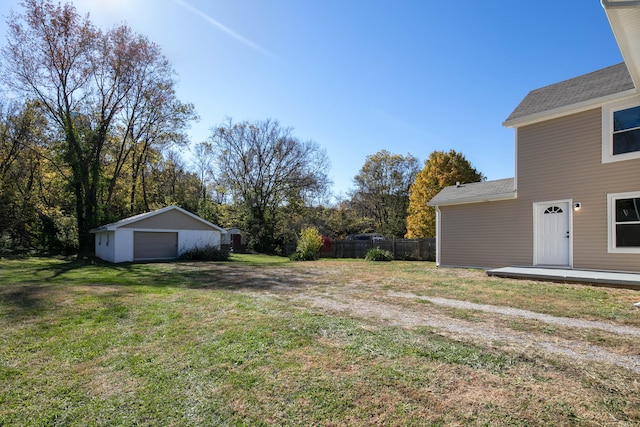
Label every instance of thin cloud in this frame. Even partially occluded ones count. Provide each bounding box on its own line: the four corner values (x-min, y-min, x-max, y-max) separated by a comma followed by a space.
174, 0, 275, 58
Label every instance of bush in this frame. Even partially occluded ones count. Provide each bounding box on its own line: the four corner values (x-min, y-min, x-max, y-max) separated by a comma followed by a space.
365, 247, 393, 262
178, 245, 230, 261
290, 226, 323, 261
289, 251, 312, 261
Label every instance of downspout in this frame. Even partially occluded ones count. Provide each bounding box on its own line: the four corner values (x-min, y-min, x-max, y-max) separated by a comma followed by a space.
435, 205, 441, 267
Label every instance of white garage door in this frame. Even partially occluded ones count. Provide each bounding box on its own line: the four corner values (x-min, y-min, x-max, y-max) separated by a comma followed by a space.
134, 232, 178, 260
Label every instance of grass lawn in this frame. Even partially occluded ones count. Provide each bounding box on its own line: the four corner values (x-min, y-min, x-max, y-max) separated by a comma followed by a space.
1, 255, 639, 426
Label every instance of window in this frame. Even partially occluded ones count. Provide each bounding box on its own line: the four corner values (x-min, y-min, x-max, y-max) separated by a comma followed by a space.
613, 105, 640, 154
603, 98, 640, 163
608, 192, 640, 253
544, 206, 563, 214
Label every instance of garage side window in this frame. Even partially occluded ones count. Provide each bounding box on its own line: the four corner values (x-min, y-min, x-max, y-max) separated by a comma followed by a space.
608, 192, 640, 253
603, 98, 640, 163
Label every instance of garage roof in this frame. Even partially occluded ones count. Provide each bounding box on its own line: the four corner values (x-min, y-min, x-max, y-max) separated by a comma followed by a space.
90, 206, 226, 233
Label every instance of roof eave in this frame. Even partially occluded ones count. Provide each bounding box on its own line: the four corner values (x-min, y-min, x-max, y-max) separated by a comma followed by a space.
89, 227, 111, 233
602, 0, 640, 89
428, 191, 517, 207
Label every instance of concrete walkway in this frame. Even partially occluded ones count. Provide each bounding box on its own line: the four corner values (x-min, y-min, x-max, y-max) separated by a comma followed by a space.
487, 266, 640, 289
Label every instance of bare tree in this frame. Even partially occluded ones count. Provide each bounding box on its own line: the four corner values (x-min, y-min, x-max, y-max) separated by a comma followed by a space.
210, 118, 331, 252
192, 141, 217, 203
2, 0, 195, 255
104, 35, 197, 217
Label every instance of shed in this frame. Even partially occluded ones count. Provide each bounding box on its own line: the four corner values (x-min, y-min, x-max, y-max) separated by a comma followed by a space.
222, 228, 248, 252
90, 206, 226, 263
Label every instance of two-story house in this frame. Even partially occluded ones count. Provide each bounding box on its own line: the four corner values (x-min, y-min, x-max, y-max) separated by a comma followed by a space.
428, 1, 640, 274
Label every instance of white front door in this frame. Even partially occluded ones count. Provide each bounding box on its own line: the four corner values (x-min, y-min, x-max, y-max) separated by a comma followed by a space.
535, 201, 571, 266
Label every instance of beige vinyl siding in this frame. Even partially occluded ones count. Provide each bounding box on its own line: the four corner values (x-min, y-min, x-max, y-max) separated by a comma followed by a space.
438, 107, 640, 272
518, 108, 640, 272
517, 109, 602, 199
439, 199, 530, 269
123, 209, 212, 230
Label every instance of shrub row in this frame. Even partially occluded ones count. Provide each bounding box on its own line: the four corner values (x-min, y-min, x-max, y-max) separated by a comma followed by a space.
178, 245, 230, 261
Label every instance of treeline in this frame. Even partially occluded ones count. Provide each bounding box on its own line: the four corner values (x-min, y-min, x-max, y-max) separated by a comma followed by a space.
0, 100, 200, 253
0, 0, 484, 257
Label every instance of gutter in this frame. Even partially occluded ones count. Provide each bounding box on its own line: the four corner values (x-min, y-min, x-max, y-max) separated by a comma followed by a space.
427, 191, 517, 207
602, 1, 640, 7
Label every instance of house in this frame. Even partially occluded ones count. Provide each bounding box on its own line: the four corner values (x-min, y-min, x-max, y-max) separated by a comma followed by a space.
428, 1, 640, 273
91, 206, 226, 263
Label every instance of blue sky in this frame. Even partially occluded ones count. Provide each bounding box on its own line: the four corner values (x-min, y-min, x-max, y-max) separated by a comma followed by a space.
0, 0, 624, 199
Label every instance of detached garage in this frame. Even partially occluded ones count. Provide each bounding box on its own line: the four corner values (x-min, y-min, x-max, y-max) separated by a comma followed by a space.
91, 206, 226, 263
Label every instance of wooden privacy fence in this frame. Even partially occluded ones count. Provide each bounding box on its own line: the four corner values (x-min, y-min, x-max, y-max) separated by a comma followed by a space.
321, 238, 436, 261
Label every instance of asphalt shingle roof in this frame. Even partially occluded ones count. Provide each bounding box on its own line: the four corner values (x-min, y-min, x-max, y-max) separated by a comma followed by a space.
428, 178, 516, 206
504, 62, 634, 124
90, 205, 226, 232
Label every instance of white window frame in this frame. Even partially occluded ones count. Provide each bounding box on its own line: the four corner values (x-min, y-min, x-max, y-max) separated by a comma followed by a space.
602, 96, 640, 163
607, 191, 640, 254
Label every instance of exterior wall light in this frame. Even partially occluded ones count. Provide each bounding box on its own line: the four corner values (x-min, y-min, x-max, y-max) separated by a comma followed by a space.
573, 202, 581, 211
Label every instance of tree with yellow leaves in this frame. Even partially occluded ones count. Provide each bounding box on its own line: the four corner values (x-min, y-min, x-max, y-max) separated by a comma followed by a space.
405, 150, 484, 238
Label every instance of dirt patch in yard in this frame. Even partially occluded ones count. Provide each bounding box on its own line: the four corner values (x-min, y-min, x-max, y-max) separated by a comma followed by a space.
178, 260, 640, 374
203, 262, 640, 375
297, 292, 640, 374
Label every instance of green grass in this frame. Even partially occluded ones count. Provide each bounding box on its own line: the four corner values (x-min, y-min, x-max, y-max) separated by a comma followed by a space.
228, 253, 291, 266
1, 256, 639, 425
